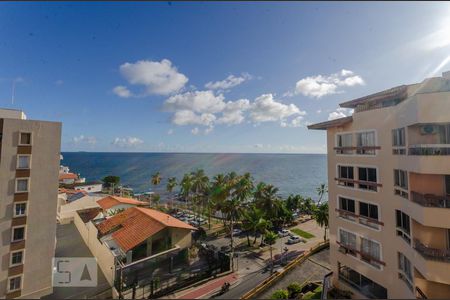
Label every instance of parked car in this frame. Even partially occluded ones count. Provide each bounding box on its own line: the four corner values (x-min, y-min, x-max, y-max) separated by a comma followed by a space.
232, 228, 242, 236
287, 235, 302, 244
278, 229, 291, 237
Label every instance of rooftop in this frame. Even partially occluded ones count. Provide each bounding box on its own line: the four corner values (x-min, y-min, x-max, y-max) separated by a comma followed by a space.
78, 207, 103, 223
59, 173, 79, 180
96, 195, 148, 210
307, 116, 353, 130
96, 207, 196, 252
0, 108, 27, 120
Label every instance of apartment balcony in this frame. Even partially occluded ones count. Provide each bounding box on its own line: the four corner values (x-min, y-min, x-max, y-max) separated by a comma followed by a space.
397, 124, 450, 174
411, 192, 450, 208
334, 146, 381, 155
411, 221, 450, 285
414, 239, 450, 263
415, 268, 450, 299
335, 208, 383, 230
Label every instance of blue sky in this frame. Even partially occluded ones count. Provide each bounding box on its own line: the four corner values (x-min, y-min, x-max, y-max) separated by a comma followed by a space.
1, 2, 450, 153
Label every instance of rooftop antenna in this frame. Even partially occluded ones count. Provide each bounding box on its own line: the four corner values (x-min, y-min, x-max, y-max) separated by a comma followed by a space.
11, 79, 16, 105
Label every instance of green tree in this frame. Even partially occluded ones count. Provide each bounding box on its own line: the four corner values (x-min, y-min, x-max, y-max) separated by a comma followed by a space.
180, 173, 193, 210
242, 206, 264, 246
313, 202, 329, 241
102, 175, 120, 188
152, 193, 161, 207
166, 177, 177, 193
151, 172, 162, 186
316, 183, 328, 205
287, 282, 302, 299
191, 169, 210, 219
271, 289, 289, 300
264, 231, 279, 274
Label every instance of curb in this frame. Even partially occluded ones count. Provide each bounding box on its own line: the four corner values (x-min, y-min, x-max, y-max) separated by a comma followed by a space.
240, 241, 330, 300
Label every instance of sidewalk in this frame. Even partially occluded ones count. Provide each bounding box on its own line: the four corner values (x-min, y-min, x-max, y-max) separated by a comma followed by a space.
176, 273, 239, 299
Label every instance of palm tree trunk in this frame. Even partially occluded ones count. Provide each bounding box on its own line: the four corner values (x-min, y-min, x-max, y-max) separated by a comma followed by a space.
270, 247, 273, 274
230, 216, 234, 271
253, 231, 258, 245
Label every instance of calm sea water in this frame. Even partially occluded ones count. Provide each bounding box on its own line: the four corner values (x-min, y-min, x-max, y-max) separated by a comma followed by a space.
61, 152, 327, 200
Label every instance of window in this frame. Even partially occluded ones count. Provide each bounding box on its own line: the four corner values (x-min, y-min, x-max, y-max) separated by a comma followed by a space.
394, 169, 408, 189
336, 133, 353, 154
13, 203, 27, 217
338, 165, 354, 187
339, 197, 355, 213
8, 276, 22, 292
392, 128, 405, 147
398, 252, 413, 291
396, 210, 411, 244
11, 226, 25, 242
10, 251, 23, 266
358, 167, 377, 191
356, 131, 376, 154
19, 132, 31, 145
338, 197, 356, 221
338, 263, 387, 299
339, 229, 357, 256
17, 155, 30, 169
359, 202, 379, 229
15, 178, 29, 193
394, 169, 408, 198
360, 237, 382, 269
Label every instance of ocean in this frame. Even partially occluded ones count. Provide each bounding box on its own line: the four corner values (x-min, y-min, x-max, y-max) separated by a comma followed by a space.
61, 152, 327, 200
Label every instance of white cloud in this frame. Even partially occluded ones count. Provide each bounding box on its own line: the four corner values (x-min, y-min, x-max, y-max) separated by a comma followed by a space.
164, 90, 225, 113
328, 107, 354, 120
216, 99, 251, 125
191, 127, 200, 135
72, 135, 97, 145
55, 79, 64, 86
115, 59, 188, 97
254, 143, 264, 149
172, 110, 216, 126
294, 69, 365, 98
316, 109, 322, 114
281, 116, 306, 128
167, 129, 174, 135
204, 126, 214, 135
250, 94, 306, 124
205, 73, 252, 90
113, 85, 132, 98
112, 137, 144, 147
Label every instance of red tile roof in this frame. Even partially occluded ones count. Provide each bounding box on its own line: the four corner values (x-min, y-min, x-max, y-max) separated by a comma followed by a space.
59, 173, 78, 180
96, 207, 195, 252
96, 196, 148, 210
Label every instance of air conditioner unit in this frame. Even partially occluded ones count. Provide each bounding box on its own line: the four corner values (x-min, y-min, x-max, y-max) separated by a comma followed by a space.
420, 124, 437, 135
338, 246, 348, 254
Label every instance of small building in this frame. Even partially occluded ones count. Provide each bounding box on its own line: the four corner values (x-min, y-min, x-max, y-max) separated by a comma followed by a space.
96, 207, 196, 264
57, 190, 106, 224
58, 172, 79, 184
73, 181, 103, 193
97, 195, 149, 216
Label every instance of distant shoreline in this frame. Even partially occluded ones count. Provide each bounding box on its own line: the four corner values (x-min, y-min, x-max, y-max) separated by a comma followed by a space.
61, 151, 327, 155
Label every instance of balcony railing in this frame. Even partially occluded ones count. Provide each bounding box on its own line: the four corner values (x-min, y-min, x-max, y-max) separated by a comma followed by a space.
411, 191, 450, 208
414, 239, 450, 262
335, 177, 382, 191
409, 144, 450, 156
335, 208, 383, 229
334, 146, 380, 155
416, 286, 428, 299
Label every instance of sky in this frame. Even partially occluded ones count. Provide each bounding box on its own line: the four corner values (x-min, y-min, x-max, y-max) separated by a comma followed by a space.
1, 2, 450, 153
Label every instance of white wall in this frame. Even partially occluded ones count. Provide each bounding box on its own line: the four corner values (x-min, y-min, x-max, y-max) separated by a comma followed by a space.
74, 184, 103, 193
74, 213, 116, 286
58, 195, 104, 224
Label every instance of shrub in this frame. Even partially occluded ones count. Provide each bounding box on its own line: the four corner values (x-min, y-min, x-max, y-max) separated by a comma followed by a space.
271, 289, 289, 300
287, 282, 303, 298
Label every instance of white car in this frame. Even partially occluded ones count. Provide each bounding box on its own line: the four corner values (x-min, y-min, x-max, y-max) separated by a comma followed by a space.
232, 229, 242, 236
287, 235, 302, 244
278, 229, 291, 237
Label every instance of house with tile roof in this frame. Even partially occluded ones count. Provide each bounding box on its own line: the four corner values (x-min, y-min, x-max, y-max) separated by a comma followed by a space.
96, 195, 149, 217
96, 207, 196, 263
73, 206, 196, 286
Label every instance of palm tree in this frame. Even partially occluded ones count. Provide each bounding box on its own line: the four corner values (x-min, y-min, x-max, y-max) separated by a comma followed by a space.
151, 172, 162, 186
313, 202, 329, 242
166, 177, 177, 193
180, 173, 193, 211
258, 184, 281, 220
316, 183, 328, 205
191, 169, 210, 219
303, 197, 315, 215
242, 206, 264, 246
256, 218, 272, 246
264, 231, 278, 274
253, 182, 267, 203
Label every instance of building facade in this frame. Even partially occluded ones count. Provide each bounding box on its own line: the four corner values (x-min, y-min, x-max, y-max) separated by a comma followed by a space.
309, 72, 450, 298
0, 109, 61, 298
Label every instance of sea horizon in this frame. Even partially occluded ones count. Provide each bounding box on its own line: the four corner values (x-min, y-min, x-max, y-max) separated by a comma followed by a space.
61, 152, 328, 200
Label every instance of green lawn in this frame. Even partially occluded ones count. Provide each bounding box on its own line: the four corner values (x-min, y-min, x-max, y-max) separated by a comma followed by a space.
302, 286, 322, 299
290, 228, 315, 239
